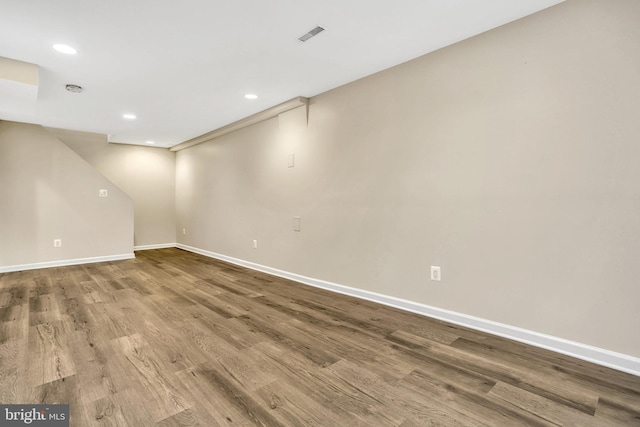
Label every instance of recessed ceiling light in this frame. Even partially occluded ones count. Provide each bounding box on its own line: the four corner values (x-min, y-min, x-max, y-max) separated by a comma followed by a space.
122, 114, 137, 120
245, 94, 258, 100
53, 44, 78, 55
146, 141, 155, 145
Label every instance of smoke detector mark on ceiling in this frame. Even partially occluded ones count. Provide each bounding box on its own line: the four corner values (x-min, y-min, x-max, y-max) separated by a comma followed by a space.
65, 84, 83, 93
298, 26, 325, 42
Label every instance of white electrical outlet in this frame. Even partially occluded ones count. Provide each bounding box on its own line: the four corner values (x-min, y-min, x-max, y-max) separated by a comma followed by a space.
430, 266, 441, 281
99, 189, 108, 197
54, 239, 62, 247
253, 239, 258, 249
293, 216, 301, 232
288, 153, 295, 168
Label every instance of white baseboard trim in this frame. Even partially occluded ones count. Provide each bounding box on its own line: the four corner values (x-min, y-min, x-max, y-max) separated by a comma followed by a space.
0, 253, 136, 274
134, 243, 177, 251
177, 243, 640, 377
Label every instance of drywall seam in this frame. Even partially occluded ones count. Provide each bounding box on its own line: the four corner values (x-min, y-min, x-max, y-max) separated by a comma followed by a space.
176, 243, 640, 377
0, 253, 135, 273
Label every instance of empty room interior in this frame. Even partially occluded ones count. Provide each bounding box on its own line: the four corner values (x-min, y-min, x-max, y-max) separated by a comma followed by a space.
1, 0, 640, 425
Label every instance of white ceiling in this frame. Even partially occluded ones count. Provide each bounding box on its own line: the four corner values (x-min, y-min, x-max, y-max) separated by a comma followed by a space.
0, 0, 563, 148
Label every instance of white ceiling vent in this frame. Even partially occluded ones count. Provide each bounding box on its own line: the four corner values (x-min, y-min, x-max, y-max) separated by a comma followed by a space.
298, 26, 325, 42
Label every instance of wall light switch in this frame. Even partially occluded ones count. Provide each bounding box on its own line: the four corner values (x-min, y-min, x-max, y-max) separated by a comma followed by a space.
430, 266, 441, 281
99, 189, 108, 198
293, 216, 301, 232
182, 228, 186, 235
253, 239, 258, 249
288, 153, 295, 168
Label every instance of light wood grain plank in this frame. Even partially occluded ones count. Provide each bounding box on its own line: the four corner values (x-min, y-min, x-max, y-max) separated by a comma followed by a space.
490, 381, 604, 426
111, 334, 192, 422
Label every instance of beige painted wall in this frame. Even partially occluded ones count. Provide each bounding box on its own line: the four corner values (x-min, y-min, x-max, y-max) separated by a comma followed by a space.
0, 56, 38, 85
0, 121, 133, 267
175, 0, 640, 358
53, 129, 176, 248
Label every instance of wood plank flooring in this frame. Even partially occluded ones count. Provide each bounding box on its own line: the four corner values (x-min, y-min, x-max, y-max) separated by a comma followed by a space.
1, 248, 639, 426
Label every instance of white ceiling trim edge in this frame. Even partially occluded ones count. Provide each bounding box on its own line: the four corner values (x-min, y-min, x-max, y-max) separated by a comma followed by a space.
170, 96, 309, 152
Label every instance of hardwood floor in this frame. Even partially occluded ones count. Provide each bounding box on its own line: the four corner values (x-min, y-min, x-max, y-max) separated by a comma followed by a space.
1, 248, 639, 426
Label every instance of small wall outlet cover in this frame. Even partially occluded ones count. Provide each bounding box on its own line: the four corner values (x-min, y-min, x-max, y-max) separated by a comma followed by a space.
430, 266, 441, 281
253, 239, 258, 249
293, 216, 301, 232
288, 153, 295, 168
182, 228, 186, 235
54, 239, 62, 247
99, 189, 108, 197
